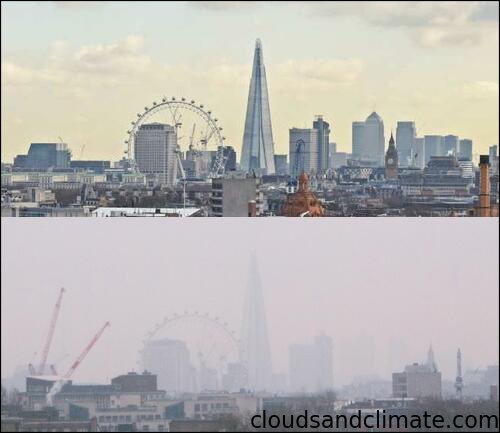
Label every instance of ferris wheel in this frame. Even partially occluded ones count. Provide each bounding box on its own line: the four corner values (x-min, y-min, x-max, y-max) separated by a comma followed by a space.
138, 311, 246, 392
125, 97, 227, 178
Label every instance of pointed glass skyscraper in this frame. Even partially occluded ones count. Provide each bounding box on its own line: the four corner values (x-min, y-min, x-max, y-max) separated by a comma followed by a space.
241, 253, 273, 391
240, 39, 276, 174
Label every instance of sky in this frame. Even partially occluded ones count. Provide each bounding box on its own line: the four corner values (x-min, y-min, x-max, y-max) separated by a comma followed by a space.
2, 218, 498, 388
1, 1, 499, 163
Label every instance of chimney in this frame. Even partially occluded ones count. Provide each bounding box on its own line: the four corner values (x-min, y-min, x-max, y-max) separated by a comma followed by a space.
248, 200, 257, 217
478, 155, 490, 217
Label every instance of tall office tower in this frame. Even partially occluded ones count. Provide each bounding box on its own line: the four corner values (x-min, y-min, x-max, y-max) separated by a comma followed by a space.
364, 112, 385, 166
458, 139, 473, 160
313, 115, 330, 173
352, 121, 365, 160
219, 145, 237, 172
328, 142, 337, 169
142, 338, 196, 394
134, 123, 177, 186
424, 135, 443, 164
289, 128, 319, 177
489, 145, 499, 175
314, 334, 334, 392
240, 39, 276, 174
289, 333, 333, 393
489, 145, 498, 160
396, 121, 416, 167
443, 135, 459, 156
241, 254, 273, 391
274, 154, 288, 175
413, 137, 425, 169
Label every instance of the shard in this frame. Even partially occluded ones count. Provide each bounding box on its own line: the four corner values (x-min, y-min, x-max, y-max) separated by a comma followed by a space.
240, 39, 276, 174
241, 253, 273, 391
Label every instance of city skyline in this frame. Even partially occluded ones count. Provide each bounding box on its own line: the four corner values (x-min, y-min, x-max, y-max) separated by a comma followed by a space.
1, 1, 499, 163
2, 218, 498, 387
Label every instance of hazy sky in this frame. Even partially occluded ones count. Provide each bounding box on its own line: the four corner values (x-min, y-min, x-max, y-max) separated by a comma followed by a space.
1, 219, 498, 388
1, 1, 499, 163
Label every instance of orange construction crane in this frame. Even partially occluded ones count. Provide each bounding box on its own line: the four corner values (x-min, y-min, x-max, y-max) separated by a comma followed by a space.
46, 321, 110, 406
37, 288, 65, 376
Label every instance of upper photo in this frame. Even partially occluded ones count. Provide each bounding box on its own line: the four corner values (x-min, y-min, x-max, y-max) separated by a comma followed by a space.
1, 1, 499, 217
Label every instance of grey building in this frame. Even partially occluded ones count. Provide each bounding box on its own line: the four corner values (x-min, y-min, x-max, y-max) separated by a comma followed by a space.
424, 135, 443, 164
313, 115, 330, 173
220, 145, 237, 172
363, 112, 385, 166
393, 363, 442, 399
142, 338, 196, 394
289, 128, 319, 177
331, 152, 349, 169
70, 160, 110, 173
289, 333, 333, 393
274, 154, 288, 175
211, 177, 262, 217
413, 137, 425, 169
352, 121, 365, 161
240, 39, 276, 174
458, 139, 473, 160
134, 123, 177, 186
396, 121, 416, 167
443, 135, 459, 156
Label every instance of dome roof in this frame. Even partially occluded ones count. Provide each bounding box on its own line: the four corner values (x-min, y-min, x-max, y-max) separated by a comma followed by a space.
366, 111, 382, 121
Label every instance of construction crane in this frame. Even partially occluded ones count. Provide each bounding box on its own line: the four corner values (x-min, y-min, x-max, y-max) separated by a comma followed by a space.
33, 288, 65, 376
455, 348, 464, 400
46, 321, 110, 406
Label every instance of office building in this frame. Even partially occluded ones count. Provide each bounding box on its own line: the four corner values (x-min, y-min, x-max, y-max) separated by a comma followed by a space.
289, 128, 319, 177
134, 123, 177, 186
142, 339, 196, 394
70, 160, 111, 173
392, 363, 442, 399
211, 177, 262, 217
413, 137, 425, 169
220, 145, 237, 172
328, 142, 337, 169
363, 112, 385, 166
313, 115, 330, 172
352, 121, 365, 160
13, 142, 71, 170
396, 121, 416, 167
424, 135, 443, 164
289, 333, 333, 393
240, 39, 276, 174
458, 139, 473, 160
385, 133, 398, 179
443, 135, 459, 156
274, 154, 288, 175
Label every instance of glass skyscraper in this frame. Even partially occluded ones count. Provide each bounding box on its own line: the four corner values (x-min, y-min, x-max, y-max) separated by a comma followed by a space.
240, 39, 276, 174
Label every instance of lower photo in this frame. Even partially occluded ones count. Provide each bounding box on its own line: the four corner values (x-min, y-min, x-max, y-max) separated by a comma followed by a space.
1, 219, 499, 432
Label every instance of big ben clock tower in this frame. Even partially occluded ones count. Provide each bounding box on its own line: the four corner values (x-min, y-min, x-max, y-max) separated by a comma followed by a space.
385, 132, 398, 179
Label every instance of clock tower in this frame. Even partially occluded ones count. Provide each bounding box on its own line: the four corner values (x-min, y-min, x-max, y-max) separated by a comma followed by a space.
385, 132, 398, 179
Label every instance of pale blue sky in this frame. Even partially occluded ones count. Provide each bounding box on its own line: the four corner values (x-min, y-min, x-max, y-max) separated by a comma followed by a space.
1, 1, 499, 161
